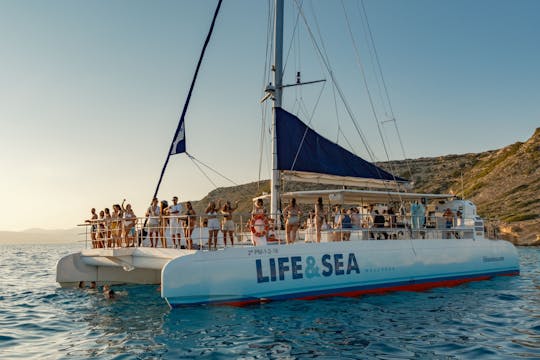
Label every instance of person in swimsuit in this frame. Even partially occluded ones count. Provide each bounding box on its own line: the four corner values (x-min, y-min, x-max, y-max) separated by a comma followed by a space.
146, 198, 160, 247
250, 199, 268, 246
252, 198, 266, 215
104, 208, 112, 248
221, 200, 239, 247
122, 203, 137, 247
86, 208, 98, 248
314, 197, 326, 243
183, 201, 196, 250
111, 204, 122, 247
96, 210, 106, 248
205, 201, 220, 250
283, 198, 302, 244
159, 200, 169, 248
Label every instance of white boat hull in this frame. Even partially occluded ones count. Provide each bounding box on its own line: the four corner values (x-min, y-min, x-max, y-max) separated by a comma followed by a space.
56, 248, 194, 287
56, 238, 519, 305
161, 238, 519, 306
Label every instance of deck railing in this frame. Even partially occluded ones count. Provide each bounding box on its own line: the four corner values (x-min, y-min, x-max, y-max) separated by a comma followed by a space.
79, 212, 486, 250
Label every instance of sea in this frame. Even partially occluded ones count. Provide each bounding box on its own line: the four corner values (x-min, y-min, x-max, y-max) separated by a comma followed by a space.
0, 243, 538, 359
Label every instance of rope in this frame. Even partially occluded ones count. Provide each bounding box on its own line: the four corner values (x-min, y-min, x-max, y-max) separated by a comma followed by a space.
186, 152, 238, 186
187, 154, 218, 189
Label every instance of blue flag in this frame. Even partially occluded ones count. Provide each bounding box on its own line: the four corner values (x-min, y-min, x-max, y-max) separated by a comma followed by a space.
170, 120, 186, 155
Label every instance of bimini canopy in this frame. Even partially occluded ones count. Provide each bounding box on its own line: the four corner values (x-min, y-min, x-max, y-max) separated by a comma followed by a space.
275, 108, 408, 189
280, 189, 455, 205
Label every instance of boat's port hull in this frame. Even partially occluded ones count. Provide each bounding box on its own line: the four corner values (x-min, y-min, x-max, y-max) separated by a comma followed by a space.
161, 239, 519, 307
56, 248, 194, 287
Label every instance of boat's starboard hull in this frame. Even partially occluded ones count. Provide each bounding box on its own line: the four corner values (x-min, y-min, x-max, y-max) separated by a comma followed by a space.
161, 239, 519, 307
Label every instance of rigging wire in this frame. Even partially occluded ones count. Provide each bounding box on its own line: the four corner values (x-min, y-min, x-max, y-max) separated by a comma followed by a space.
290, 80, 327, 170
340, 0, 391, 163
339, 0, 409, 198
258, 0, 275, 187
188, 155, 218, 189
294, 0, 376, 162
282, 0, 303, 77
186, 152, 239, 186
358, 0, 413, 179
339, 0, 409, 196
355, 2, 388, 121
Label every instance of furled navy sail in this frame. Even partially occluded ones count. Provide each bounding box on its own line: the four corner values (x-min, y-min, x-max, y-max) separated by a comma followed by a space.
276, 108, 407, 188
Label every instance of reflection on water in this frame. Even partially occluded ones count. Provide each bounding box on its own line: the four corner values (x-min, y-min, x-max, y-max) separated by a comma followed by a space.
0, 244, 539, 359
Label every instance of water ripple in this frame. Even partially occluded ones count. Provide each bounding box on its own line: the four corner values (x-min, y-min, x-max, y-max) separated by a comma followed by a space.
0, 244, 539, 359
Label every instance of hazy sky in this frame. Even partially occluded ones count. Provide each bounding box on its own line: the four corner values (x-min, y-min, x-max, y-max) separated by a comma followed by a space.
1, 0, 538, 231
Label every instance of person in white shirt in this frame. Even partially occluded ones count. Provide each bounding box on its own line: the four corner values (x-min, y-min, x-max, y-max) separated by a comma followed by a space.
168, 196, 184, 248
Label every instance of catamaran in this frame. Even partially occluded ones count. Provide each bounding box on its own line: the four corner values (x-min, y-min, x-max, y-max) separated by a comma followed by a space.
56, 0, 519, 307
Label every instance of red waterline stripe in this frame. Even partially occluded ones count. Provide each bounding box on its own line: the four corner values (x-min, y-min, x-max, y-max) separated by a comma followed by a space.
224, 271, 519, 307
167, 270, 519, 308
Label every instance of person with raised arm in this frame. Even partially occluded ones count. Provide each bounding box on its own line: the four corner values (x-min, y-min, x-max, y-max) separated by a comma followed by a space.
122, 203, 137, 247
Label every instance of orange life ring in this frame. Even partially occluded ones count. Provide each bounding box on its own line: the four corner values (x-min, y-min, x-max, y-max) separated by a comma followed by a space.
250, 214, 269, 237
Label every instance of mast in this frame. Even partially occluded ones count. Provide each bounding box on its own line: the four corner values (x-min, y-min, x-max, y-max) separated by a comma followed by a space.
271, 0, 284, 224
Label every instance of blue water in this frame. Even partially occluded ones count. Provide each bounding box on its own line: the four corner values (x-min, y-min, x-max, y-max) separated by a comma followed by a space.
1, 244, 539, 359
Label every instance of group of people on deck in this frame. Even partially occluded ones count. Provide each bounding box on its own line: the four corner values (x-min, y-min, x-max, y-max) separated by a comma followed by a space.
263, 197, 413, 244
256, 197, 379, 244
86, 197, 238, 250
86, 195, 464, 249
86, 200, 137, 249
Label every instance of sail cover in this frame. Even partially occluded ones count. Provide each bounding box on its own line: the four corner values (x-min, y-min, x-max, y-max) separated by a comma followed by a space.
276, 108, 407, 186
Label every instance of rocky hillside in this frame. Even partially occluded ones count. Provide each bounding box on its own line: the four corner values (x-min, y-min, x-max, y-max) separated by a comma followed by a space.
382, 128, 539, 244
190, 128, 540, 245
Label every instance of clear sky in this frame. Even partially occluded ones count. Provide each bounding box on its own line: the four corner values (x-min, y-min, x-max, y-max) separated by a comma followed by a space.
0, 0, 538, 231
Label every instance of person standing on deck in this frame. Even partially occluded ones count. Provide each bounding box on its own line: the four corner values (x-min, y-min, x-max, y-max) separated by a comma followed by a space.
443, 208, 455, 239
205, 201, 220, 250
159, 200, 169, 248
97, 210, 106, 248
85, 208, 98, 248
283, 198, 302, 244
251, 199, 268, 246
221, 200, 239, 247
168, 196, 184, 248
122, 203, 137, 247
104, 208, 112, 248
314, 197, 326, 243
183, 201, 196, 249
146, 198, 160, 247
111, 204, 122, 247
